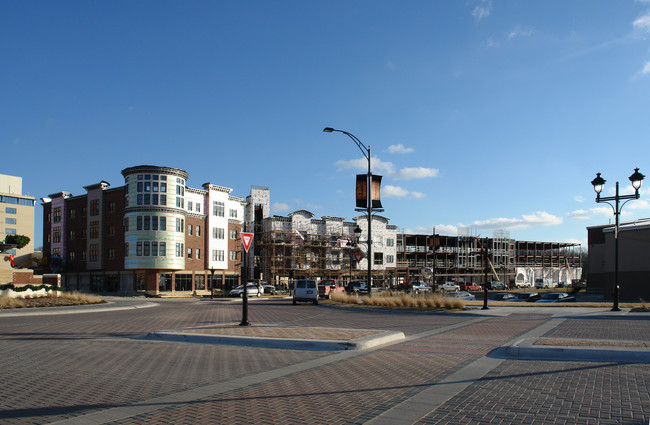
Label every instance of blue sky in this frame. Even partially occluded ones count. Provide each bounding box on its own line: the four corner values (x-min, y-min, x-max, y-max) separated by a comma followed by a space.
3, 1, 650, 248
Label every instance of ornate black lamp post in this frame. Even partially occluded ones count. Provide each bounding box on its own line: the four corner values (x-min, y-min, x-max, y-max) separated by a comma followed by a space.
591, 167, 645, 311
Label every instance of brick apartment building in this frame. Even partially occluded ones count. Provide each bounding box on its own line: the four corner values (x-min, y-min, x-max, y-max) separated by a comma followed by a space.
41, 165, 258, 296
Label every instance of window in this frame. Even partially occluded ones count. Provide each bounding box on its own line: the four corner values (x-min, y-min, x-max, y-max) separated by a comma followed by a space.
5, 228, 17, 235
124, 217, 129, 231
137, 216, 142, 230
69, 209, 76, 219
230, 251, 237, 261
212, 249, 224, 261
125, 243, 129, 257
213, 227, 224, 239
195, 274, 205, 290
53, 227, 61, 243
152, 216, 158, 230
188, 248, 192, 258
144, 216, 150, 231
108, 201, 116, 212
195, 203, 200, 213
137, 242, 143, 256
196, 225, 201, 236
175, 242, 184, 257
159, 242, 166, 256
386, 255, 394, 264
187, 201, 192, 211
229, 209, 238, 218
53, 247, 61, 257
89, 244, 99, 262
151, 242, 158, 256
213, 201, 224, 217
5, 218, 16, 224
90, 199, 99, 216
53, 207, 62, 223
69, 251, 75, 261
374, 252, 383, 265
108, 248, 115, 260
174, 274, 192, 291
90, 221, 99, 239
160, 217, 166, 231
5, 207, 16, 214
386, 238, 395, 247
143, 242, 150, 256
108, 225, 115, 236
188, 224, 193, 236
69, 230, 76, 240
230, 229, 237, 239
176, 218, 184, 232
196, 248, 200, 259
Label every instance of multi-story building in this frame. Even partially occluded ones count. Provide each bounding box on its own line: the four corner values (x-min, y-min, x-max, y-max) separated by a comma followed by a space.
41, 165, 250, 295
587, 219, 650, 301
396, 230, 582, 287
256, 210, 398, 287
0, 173, 35, 257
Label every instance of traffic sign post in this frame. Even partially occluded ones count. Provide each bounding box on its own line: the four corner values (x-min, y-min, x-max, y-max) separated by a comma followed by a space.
239, 232, 254, 326
354, 253, 364, 264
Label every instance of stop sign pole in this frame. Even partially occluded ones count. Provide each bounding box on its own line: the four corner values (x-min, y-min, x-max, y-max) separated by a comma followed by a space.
240, 231, 254, 326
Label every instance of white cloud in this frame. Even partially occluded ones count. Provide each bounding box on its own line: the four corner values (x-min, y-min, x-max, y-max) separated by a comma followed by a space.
335, 158, 437, 180
395, 167, 439, 180
387, 143, 413, 154
641, 61, 650, 76
472, 0, 491, 22
472, 211, 562, 230
567, 209, 591, 220
507, 25, 533, 40
574, 195, 584, 203
335, 156, 396, 176
272, 202, 290, 213
633, 12, 650, 32
432, 224, 459, 235
382, 185, 426, 199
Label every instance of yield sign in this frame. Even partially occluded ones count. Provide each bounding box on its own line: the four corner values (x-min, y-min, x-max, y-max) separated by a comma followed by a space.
241, 232, 254, 253
354, 253, 364, 264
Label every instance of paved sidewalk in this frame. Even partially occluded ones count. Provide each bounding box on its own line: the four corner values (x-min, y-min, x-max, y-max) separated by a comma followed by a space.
0, 299, 648, 424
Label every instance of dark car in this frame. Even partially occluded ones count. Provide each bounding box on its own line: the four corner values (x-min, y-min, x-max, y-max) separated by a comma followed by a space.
347, 281, 368, 294
490, 281, 506, 290
535, 292, 576, 303
488, 293, 515, 301
506, 292, 541, 302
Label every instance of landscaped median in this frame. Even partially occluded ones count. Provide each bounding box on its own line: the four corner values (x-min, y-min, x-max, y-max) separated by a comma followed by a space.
328, 291, 466, 310
0, 291, 106, 309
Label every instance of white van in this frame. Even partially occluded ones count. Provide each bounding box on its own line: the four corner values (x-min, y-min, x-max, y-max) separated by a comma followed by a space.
293, 279, 319, 305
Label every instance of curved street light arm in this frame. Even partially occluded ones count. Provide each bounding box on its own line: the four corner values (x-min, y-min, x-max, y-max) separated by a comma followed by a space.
323, 127, 370, 160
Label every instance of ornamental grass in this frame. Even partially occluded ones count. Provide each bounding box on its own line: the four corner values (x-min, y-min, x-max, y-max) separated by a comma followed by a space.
330, 291, 465, 310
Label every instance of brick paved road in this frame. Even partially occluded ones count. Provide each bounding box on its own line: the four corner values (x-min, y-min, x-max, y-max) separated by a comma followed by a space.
0, 298, 648, 424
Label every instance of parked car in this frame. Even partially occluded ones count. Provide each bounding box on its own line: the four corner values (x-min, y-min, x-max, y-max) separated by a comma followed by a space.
439, 282, 460, 292
411, 282, 433, 294
261, 284, 276, 295
535, 292, 576, 303
229, 284, 261, 298
459, 282, 481, 291
488, 293, 515, 301
444, 291, 476, 300
347, 281, 368, 294
490, 281, 506, 290
506, 292, 541, 302
293, 279, 319, 305
318, 279, 345, 299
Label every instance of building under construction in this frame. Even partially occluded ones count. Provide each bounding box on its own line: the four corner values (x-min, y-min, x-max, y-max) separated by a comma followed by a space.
254, 210, 398, 288
396, 230, 582, 287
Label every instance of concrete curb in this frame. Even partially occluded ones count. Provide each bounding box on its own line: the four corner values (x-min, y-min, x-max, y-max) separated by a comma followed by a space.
146, 328, 405, 351
507, 337, 650, 363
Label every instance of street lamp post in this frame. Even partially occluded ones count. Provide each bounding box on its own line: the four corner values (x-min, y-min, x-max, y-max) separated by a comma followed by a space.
210, 268, 215, 299
324, 127, 379, 296
591, 168, 645, 311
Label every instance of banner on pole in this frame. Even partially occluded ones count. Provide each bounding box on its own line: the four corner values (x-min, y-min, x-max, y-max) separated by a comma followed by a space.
356, 174, 383, 209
